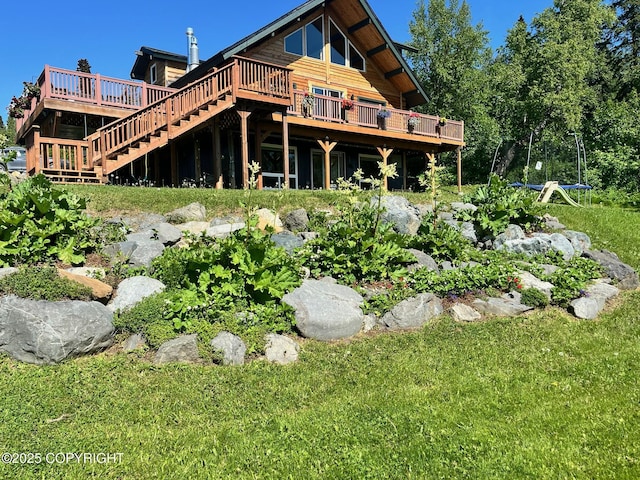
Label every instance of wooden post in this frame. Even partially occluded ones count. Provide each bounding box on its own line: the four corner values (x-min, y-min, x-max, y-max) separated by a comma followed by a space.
282, 110, 290, 189
456, 146, 463, 195
213, 119, 223, 189
194, 136, 201, 183
170, 142, 178, 187
30, 125, 41, 174
376, 146, 394, 191
254, 124, 263, 189
153, 150, 160, 186
317, 138, 337, 190
237, 108, 252, 188
402, 151, 407, 190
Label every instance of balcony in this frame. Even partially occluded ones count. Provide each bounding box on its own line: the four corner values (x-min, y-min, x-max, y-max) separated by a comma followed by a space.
289, 90, 464, 143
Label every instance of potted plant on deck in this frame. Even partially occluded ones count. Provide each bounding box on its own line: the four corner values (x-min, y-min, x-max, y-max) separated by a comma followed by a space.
407, 112, 420, 133
341, 98, 354, 123
377, 107, 391, 130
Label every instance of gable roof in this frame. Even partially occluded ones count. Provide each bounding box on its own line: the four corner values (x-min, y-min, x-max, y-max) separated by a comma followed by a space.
130, 47, 187, 81
170, 0, 427, 107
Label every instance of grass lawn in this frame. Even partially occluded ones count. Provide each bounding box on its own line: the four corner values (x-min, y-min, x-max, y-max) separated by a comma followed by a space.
1, 189, 639, 479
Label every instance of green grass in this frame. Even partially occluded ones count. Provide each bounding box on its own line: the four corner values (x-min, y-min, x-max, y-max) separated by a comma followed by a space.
1, 189, 639, 479
1, 299, 639, 479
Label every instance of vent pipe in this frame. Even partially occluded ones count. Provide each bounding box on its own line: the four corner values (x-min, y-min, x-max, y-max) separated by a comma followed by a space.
186, 27, 199, 72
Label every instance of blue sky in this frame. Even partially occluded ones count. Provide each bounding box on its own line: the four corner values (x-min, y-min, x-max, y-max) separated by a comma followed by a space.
0, 0, 552, 125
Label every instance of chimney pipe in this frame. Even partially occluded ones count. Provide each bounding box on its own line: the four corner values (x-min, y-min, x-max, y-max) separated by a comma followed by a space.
186, 27, 200, 72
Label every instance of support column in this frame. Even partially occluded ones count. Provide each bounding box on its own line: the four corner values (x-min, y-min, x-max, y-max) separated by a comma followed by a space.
153, 150, 160, 186
426, 152, 437, 210
376, 146, 394, 191
170, 142, 178, 187
282, 111, 290, 189
237, 108, 252, 188
456, 146, 463, 195
213, 119, 223, 189
194, 137, 201, 184
317, 138, 337, 190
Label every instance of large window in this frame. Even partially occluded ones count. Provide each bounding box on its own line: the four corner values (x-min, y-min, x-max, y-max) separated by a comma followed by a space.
262, 144, 298, 189
285, 16, 324, 60
312, 150, 346, 189
285, 16, 364, 71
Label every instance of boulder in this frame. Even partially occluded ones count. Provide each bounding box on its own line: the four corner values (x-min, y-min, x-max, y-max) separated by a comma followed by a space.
114, 213, 166, 232
406, 249, 439, 272
103, 241, 138, 261
450, 202, 478, 213
569, 297, 602, 320
459, 221, 478, 244
373, 195, 421, 236
65, 267, 106, 278
206, 222, 246, 238
282, 279, 364, 341
150, 222, 183, 245
210, 332, 246, 366
122, 333, 146, 352
58, 269, 113, 302
381, 293, 443, 330
255, 208, 284, 233
271, 231, 304, 254
283, 208, 310, 232
154, 334, 200, 364
493, 224, 526, 250
177, 221, 211, 237
0, 296, 114, 365
107, 276, 165, 313
450, 303, 482, 322
542, 214, 566, 230
472, 297, 533, 317
517, 271, 554, 299
264, 334, 300, 365
0, 267, 18, 280
583, 250, 639, 290
166, 202, 207, 223
127, 240, 165, 268
563, 230, 591, 255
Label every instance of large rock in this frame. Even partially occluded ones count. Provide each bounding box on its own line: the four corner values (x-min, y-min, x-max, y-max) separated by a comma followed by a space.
406, 248, 439, 272
166, 202, 207, 223
472, 297, 533, 317
583, 250, 639, 290
154, 334, 200, 364
58, 269, 113, 302
210, 332, 246, 366
127, 240, 165, 268
569, 280, 621, 320
283, 208, 310, 232
271, 231, 304, 254
563, 230, 591, 255
517, 271, 554, 300
107, 276, 165, 313
206, 222, 246, 238
493, 224, 525, 250
0, 267, 18, 280
255, 208, 284, 233
264, 334, 300, 365
130, 222, 183, 245
450, 303, 482, 322
0, 296, 114, 365
282, 279, 364, 341
373, 195, 421, 236
497, 232, 575, 260
381, 293, 443, 330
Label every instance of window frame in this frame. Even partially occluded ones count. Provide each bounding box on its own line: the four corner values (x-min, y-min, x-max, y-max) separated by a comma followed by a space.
284, 15, 325, 61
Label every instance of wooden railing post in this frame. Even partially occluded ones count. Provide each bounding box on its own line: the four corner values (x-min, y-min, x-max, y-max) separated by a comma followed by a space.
141, 82, 148, 108
95, 74, 102, 105
232, 60, 239, 103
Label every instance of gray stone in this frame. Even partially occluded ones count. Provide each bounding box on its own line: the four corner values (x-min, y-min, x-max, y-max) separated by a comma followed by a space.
587, 280, 620, 303
0, 296, 114, 365
450, 202, 478, 213
583, 250, 639, 290
499, 237, 551, 258
373, 195, 421, 236
255, 208, 283, 232
205, 222, 245, 238
210, 215, 244, 226
460, 221, 478, 244
440, 261, 454, 271
107, 276, 166, 313
128, 240, 165, 268
283, 208, 310, 232
122, 333, 146, 352
154, 334, 200, 364
540, 264, 560, 276
517, 271, 554, 299
381, 293, 443, 330
406, 248, 439, 272
177, 221, 211, 236
548, 233, 576, 260
166, 202, 207, 223
562, 230, 591, 255
472, 297, 533, 317
210, 331, 246, 366
543, 214, 566, 230
493, 224, 526, 250
450, 303, 482, 322
569, 297, 601, 320
150, 222, 183, 245
271, 231, 305, 254
264, 334, 300, 365
299, 231, 319, 242
65, 267, 106, 279
282, 279, 364, 341
362, 314, 379, 333
0, 267, 18, 279
115, 213, 167, 232
103, 241, 138, 260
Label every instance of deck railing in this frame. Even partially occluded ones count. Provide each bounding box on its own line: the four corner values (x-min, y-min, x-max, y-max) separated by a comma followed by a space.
36, 137, 91, 173
89, 57, 292, 169
16, 66, 176, 132
290, 90, 464, 143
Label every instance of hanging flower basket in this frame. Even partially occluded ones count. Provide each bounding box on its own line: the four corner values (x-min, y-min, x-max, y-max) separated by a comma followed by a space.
407, 113, 420, 133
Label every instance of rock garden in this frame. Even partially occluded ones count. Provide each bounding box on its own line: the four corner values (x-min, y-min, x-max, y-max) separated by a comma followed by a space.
0, 173, 638, 367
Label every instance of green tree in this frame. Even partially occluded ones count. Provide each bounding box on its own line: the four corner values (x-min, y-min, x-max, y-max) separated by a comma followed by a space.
408, 0, 496, 181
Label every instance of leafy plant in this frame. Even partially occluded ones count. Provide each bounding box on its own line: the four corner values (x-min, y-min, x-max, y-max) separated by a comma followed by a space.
0, 175, 102, 266
407, 213, 475, 263
547, 257, 603, 307
0, 265, 92, 301
459, 175, 541, 238
520, 287, 549, 308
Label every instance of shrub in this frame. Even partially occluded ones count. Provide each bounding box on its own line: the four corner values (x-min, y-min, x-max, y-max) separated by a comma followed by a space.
407, 213, 475, 263
520, 288, 550, 308
0, 266, 92, 301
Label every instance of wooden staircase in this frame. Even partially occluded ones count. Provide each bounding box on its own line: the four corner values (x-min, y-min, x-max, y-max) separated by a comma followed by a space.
85, 57, 292, 181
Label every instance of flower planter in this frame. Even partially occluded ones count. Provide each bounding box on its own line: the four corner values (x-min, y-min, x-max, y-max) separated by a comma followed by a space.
378, 117, 387, 130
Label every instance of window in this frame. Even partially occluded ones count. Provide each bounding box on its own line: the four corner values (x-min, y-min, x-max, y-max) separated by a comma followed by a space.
349, 43, 365, 71
285, 16, 324, 60
312, 150, 346, 189
149, 63, 157, 85
330, 21, 346, 66
261, 144, 298, 189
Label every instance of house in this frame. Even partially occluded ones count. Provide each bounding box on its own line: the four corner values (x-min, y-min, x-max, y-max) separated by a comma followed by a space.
14, 0, 464, 189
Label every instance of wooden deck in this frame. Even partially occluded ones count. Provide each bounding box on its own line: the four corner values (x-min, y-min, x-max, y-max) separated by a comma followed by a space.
19, 57, 464, 185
